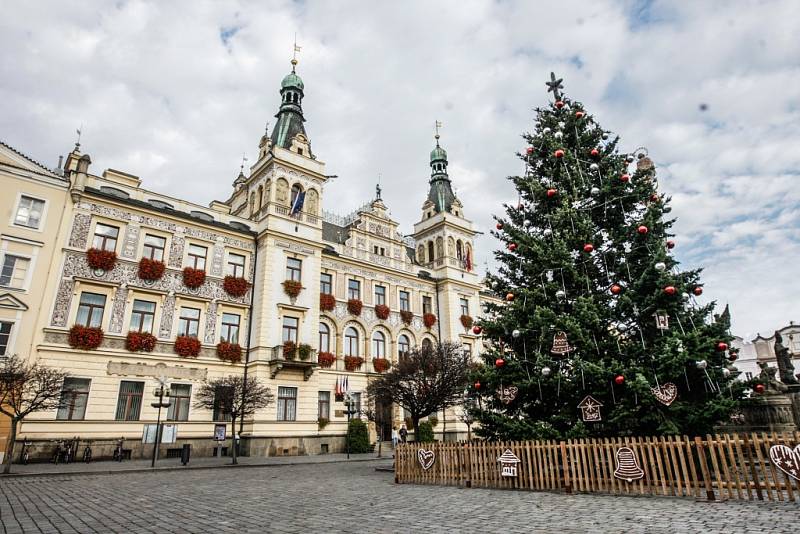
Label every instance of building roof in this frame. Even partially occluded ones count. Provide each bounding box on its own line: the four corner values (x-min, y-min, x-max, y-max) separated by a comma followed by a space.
0, 141, 64, 180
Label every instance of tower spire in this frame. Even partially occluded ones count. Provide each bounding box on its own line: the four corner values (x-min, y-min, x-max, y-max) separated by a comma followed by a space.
269, 41, 311, 155
425, 121, 458, 214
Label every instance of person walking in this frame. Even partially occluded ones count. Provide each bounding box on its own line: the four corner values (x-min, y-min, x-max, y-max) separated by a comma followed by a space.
399, 424, 408, 443
391, 426, 399, 448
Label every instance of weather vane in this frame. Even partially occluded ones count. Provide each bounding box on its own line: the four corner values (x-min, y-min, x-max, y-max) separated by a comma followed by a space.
292, 33, 301, 69
545, 72, 564, 100
434, 120, 443, 144
240, 153, 248, 172
75, 124, 83, 149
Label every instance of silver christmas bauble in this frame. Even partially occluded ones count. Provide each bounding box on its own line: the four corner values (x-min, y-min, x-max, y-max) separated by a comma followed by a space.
512, 329, 521, 338
722, 368, 731, 378
601, 133, 609, 140
591, 187, 600, 195
589, 163, 599, 171
682, 293, 690, 301
554, 131, 563, 139
523, 220, 532, 227
542, 127, 552, 135
655, 262, 667, 271
696, 359, 708, 370
555, 289, 566, 299
618, 324, 628, 332
558, 122, 565, 129
543, 228, 553, 237
626, 155, 635, 163
542, 366, 552, 377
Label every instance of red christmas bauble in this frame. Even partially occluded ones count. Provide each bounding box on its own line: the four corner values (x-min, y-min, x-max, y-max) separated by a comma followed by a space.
716, 341, 728, 352
575, 111, 585, 118
650, 194, 659, 202
496, 223, 503, 230
472, 325, 482, 335
555, 100, 565, 109
506, 293, 515, 302
693, 287, 703, 296
583, 243, 594, 253
620, 174, 630, 183
495, 358, 505, 368
755, 384, 765, 394
590, 149, 600, 157
610, 284, 622, 295
614, 375, 625, 385
546, 188, 557, 198
526, 147, 534, 154
474, 381, 481, 390
666, 240, 676, 249
664, 286, 677, 295
637, 225, 649, 235
727, 352, 738, 361
554, 149, 565, 158
508, 243, 517, 252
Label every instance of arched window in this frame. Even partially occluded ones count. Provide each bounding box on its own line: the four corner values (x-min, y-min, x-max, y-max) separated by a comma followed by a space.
319, 323, 330, 353
372, 331, 386, 358
427, 241, 434, 262
398, 334, 410, 360
421, 338, 433, 352
290, 184, 303, 207
344, 327, 359, 356
249, 192, 256, 215
257, 185, 263, 212
456, 240, 463, 260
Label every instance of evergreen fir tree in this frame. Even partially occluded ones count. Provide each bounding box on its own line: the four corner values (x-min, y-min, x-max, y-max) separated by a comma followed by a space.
472, 74, 744, 440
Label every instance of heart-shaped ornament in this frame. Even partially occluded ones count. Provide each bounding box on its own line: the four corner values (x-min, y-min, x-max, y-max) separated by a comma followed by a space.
770, 444, 800, 481
417, 449, 435, 471
651, 382, 678, 406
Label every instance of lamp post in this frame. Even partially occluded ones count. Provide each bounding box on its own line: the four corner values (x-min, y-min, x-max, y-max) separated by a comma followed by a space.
150, 377, 171, 468
344, 393, 356, 460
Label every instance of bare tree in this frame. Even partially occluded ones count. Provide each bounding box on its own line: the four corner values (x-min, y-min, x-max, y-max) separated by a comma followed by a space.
361, 399, 388, 458
458, 397, 477, 442
194, 375, 273, 464
1, 355, 68, 474
366, 342, 469, 441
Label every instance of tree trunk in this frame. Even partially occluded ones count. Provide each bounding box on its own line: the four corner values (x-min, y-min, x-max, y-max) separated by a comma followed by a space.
376, 423, 382, 458
3, 417, 19, 475
411, 416, 420, 442
442, 408, 446, 443
230, 418, 238, 465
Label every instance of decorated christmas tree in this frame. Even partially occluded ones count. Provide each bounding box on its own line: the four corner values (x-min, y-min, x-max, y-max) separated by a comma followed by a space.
472, 74, 745, 440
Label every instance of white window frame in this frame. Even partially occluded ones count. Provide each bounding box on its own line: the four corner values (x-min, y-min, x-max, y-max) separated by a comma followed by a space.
0, 251, 34, 291
10, 193, 49, 232
0, 319, 18, 358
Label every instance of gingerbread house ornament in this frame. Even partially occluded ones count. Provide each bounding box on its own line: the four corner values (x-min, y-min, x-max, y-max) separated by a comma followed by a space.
497, 449, 521, 477
577, 395, 603, 422
551, 331, 573, 356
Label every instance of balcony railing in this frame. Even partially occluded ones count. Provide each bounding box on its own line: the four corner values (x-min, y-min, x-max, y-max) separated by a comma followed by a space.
267, 344, 317, 380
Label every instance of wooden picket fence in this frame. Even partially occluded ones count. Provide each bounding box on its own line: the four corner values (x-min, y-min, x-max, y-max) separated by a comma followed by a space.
395, 432, 800, 502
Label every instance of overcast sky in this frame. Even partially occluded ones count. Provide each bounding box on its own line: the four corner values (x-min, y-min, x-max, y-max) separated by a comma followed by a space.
1, 0, 798, 339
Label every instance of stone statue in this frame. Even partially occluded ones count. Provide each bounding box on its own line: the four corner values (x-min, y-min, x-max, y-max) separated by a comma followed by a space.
773, 331, 798, 384
757, 362, 788, 394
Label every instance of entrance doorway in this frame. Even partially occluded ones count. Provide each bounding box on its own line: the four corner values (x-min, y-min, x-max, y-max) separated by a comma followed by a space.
375, 398, 393, 441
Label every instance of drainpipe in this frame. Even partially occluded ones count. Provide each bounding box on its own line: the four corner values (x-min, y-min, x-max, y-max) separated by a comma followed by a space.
239, 231, 259, 437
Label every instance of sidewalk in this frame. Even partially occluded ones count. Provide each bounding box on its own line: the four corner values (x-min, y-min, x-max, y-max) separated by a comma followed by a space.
3, 451, 396, 477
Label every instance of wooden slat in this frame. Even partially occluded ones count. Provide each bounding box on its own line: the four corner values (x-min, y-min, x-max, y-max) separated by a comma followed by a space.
694, 436, 714, 501
723, 434, 743, 500
763, 432, 783, 501
773, 432, 794, 502
752, 433, 774, 501
706, 434, 723, 498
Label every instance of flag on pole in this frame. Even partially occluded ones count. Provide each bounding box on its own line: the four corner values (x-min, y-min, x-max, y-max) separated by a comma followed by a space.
465, 249, 473, 272
290, 191, 306, 215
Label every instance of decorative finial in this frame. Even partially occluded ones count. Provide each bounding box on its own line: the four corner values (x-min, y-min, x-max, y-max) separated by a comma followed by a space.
291, 33, 301, 71
75, 124, 83, 150
545, 72, 564, 100
434, 120, 442, 146
376, 174, 382, 200
264, 122, 270, 134
240, 153, 248, 172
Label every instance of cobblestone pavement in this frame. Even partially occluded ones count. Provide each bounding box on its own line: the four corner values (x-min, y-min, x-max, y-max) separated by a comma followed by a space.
2, 460, 799, 534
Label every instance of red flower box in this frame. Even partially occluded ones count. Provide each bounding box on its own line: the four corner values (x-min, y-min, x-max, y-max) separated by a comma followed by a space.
318, 351, 336, 368
182, 267, 206, 289
223, 276, 249, 298
372, 357, 390, 373
400, 310, 413, 325
216, 342, 242, 363
174, 335, 201, 358
283, 340, 297, 360
423, 313, 437, 329
68, 325, 104, 350
344, 355, 364, 372
375, 304, 390, 320
347, 299, 363, 316
282, 279, 303, 298
138, 258, 165, 281
86, 248, 117, 271
126, 331, 156, 352
460, 314, 473, 330
320, 293, 336, 312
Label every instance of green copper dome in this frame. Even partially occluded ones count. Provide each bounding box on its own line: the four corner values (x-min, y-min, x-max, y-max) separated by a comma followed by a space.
430, 144, 447, 162
281, 71, 304, 91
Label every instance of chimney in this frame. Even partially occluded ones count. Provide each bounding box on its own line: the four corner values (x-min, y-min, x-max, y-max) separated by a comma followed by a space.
70, 154, 92, 202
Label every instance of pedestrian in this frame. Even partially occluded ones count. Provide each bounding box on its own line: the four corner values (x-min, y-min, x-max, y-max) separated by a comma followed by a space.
391, 426, 399, 448
399, 423, 408, 443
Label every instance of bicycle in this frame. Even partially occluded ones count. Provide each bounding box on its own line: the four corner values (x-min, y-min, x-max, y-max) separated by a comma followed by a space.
112, 438, 124, 462
19, 439, 31, 465
51, 440, 64, 465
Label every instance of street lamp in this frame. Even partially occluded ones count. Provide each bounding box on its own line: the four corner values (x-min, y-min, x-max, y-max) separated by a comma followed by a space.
343, 393, 358, 460
150, 377, 171, 468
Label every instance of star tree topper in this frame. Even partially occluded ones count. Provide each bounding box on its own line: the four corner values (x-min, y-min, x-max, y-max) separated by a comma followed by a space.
545, 72, 564, 101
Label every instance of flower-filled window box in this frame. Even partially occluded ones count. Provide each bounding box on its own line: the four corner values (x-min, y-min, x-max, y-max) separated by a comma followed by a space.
374, 304, 390, 320
347, 299, 363, 316
126, 331, 157, 352
372, 357, 390, 373
216, 342, 243, 363
459, 314, 473, 330
282, 279, 303, 299
318, 351, 336, 368
86, 248, 117, 271
68, 325, 104, 350
319, 293, 336, 312
423, 313, 437, 329
174, 335, 201, 358
138, 258, 166, 281
182, 267, 206, 289
344, 355, 364, 372
400, 310, 413, 325
223, 276, 249, 298
283, 340, 297, 360
298, 343, 313, 361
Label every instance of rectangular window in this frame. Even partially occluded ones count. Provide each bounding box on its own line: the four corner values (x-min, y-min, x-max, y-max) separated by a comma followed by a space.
282, 316, 298, 343
227, 253, 246, 278
320, 272, 332, 294
460, 297, 470, 317
277, 386, 297, 421
129, 299, 156, 333
350, 392, 362, 415
57, 378, 91, 420
14, 195, 45, 229
92, 223, 119, 252
399, 290, 410, 311
374, 285, 386, 306
115, 381, 144, 421
187, 244, 207, 270
422, 296, 432, 315
167, 384, 191, 422
0, 255, 29, 288
348, 279, 361, 300
177, 307, 201, 337
0, 321, 11, 356
76, 292, 106, 328
220, 313, 241, 343
318, 391, 330, 420
142, 234, 166, 261
213, 385, 233, 421
286, 257, 302, 281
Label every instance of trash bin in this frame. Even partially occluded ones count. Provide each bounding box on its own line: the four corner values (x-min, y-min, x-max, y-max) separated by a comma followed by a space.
181, 443, 191, 466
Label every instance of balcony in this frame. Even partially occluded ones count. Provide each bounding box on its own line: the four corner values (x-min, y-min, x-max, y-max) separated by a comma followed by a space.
267, 343, 318, 380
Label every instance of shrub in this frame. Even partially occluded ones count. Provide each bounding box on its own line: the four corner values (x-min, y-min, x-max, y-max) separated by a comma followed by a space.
126, 331, 156, 352
423, 313, 437, 329
216, 342, 242, 363
283, 340, 297, 360
344, 355, 364, 372
459, 314, 473, 330
68, 325, 103, 350
138, 257, 165, 281
427, 415, 439, 428
174, 335, 201, 357
282, 279, 303, 298
182, 267, 206, 289
347, 299, 363, 316
86, 248, 117, 271
372, 357, 390, 373
298, 343, 313, 360
319, 293, 336, 311
417, 421, 435, 443
374, 304, 390, 320
318, 417, 329, 430
400, 310, 413, 325
346, 419, 371, 453
318, 352, 336, 368
223, 276, 249, 297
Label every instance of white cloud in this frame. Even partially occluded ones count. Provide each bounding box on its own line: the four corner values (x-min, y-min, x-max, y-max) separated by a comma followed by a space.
1, 0, 798, 336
